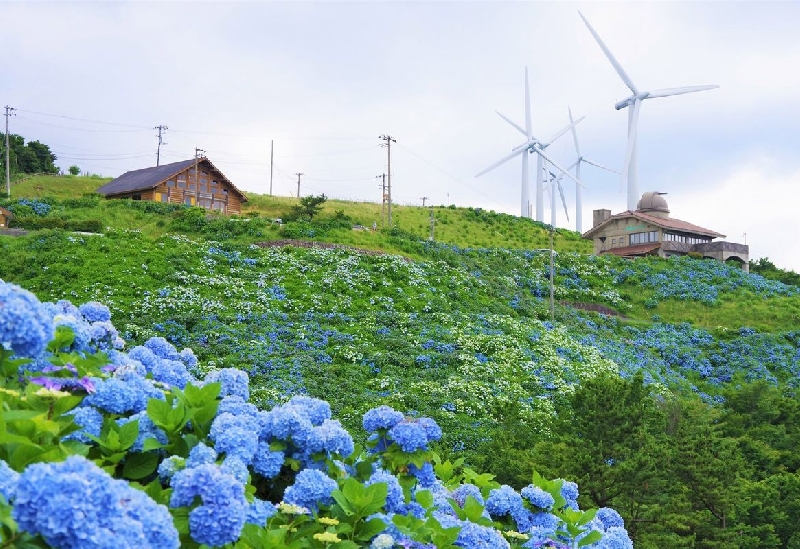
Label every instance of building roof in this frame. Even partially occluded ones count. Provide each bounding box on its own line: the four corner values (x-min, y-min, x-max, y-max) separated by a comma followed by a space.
0, 206, 13, 218
582, 210, 725, 240
603, 242, 662, 256
95, 158, 247, 202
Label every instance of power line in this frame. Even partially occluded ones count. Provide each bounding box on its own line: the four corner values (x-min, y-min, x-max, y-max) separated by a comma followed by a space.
15, 108, 152, 129
16, 115, 150, 133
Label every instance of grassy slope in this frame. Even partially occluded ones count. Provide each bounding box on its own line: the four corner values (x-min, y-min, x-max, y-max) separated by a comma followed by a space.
4, 175, 799, 333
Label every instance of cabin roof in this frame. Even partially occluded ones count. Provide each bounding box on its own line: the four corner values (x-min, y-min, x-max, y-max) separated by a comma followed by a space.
96, 158, 247, 202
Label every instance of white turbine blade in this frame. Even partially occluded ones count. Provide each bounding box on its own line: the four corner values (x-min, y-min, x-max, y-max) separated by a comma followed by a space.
534, 145, 585, 189
557, 182, 570, 223
621, 99, 642, 194
475, 147, 525, 178
578, 11, 639, 95
582, 158, 620, 174
568, 106, 581, 157
524, 66, 533, 142
646, 85, 719, 99
496, 110, 527, 137
544, 116, 585, 147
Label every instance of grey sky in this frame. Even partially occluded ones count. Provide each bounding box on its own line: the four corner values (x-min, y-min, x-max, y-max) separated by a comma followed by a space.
3, 1, 799, 271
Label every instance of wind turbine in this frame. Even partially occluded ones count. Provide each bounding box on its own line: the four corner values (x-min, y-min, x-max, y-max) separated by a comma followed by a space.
476, 66, 585, 221
578, 11, 718, 212
544, 168, 571, 228
566, 107, 619, 234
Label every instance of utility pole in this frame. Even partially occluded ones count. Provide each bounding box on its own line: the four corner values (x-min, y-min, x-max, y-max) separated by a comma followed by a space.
420, 196, 428, 207
295, 172, 304, 198
428, 207, 435, 241
376, 174, 386, 226
269, 140, 274, 196
549, 227, 555, 322
4, 105, 15, 199
379, 135, 395, 227
154, 124, 168, 166
194, 147, 205, 206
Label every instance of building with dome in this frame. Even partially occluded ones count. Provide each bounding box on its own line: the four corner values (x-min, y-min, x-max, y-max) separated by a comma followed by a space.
582, 192, 749, 271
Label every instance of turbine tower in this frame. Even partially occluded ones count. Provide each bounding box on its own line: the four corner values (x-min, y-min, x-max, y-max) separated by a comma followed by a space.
544, 168, 571, 228
566, 107, 618, 233
476, 67, 584, 221
578, 11, 718, 211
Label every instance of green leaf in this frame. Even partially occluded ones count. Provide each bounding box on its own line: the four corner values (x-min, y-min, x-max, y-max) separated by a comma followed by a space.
117, 419, 140, 450
331, 490, 355, 516
9, 444, 44, 470
577, 529, 603, 547
333, 541, 359, 549
415, 489, 434, 510
355, 517, 388, 541
122, 452, 159, 480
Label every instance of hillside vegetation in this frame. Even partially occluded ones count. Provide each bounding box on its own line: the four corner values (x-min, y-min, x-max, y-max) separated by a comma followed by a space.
3, 175, 800, 547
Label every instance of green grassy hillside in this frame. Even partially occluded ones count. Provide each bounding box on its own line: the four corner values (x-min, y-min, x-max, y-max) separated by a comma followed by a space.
3, 175, 800, 547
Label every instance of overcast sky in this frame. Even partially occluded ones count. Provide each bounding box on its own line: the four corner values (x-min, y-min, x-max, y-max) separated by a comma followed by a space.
3, 1, 799, 271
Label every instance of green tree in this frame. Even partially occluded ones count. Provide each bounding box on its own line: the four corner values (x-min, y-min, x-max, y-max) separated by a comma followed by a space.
69, 165, 81, 176
290, 193, 327, 221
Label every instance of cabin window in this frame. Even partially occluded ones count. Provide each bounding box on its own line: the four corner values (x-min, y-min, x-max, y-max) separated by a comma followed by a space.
188, 183, 196, 191
199, 183, 208, 193
177, 180, 186, 189
167, 180, 175, 187
132, 194, 142, 201
199, 199, 212, 209
611, 238, 616, 246
630, 231, 659, 245
185, 196, 195, 206
200, 177, 208, 184
177, 173, 186, 182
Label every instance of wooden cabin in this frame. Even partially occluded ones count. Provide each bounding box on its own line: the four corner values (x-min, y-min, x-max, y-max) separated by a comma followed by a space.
96, 158, 246, 214
0, 206, 12, 228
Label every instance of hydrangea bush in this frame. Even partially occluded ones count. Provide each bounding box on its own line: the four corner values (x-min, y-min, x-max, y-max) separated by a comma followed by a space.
0, 280, 632, 548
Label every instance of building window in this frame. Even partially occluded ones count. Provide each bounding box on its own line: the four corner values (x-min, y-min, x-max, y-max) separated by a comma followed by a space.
188, 183, 196, 191
630, 231, 659, 245
177, 181, 186, 189
161, 193, 169, 203
167, 180, 175, 187
177, 173, 186, 182
611, 238, 616, 246
132, 194, 142, 201
185, 196, 195, 206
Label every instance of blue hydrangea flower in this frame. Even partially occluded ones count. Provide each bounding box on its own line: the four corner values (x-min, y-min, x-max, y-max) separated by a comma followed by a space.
151, 358, 193, 389
371, 533, 396, 549
0, 459, 19, 502
308, 419, 355, 458
127, 346, 159, 372
221, 456, 250, 484
388, 421, 429, 453
283, 469, 338, 512
204, 368, 249, 400
218, 395, 259, 419
596, 508, 625, 530
79, 301, 112, 323
158, 456, 185, 481
263, 404, 314, 446
63, 406, 104, 444
453, 520, 510, 549
179, 348, 199, 372
247, 498, 277, 526
144, 337, 181, 361
367, 469, 404, 513
186, 443, 218, 469
13, 455, 178, 549
451, 484, 484, 508
288, 395, 331, 425
169, 463, 247, 547
0, 281, 54, 358
416, 417, 442, 442
210, 413, 259, 462
86, 370, 163, 414
560, 480, 579, 510
409, 462, 437, 488
521, 484, 555, 510
363, 405, 404, 432
594, 526, 633, 549
53, 314, 92, 353
252, 442, 285, 478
